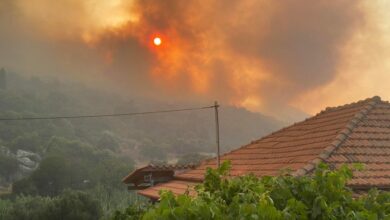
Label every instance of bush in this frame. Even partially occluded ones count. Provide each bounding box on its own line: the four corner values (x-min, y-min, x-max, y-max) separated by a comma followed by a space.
12, 178, 38, 196
48, 190, 102, 220
88, 184, 137, 220
97, 131, 120, 152
0, 154, 18, 182
2, 190, 102, 220
10, 133, 42, 153
29, 156, 74, 196
5, 195, 54, 220
113, 162, 390, 219
0, 199, 11, 219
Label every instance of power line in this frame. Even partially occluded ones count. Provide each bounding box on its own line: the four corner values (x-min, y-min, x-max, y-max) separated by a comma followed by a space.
0, 105, 216, 121
0, 102, 222, 168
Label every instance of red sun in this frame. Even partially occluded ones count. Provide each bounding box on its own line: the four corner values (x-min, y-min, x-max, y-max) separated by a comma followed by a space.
153, 37, 162, 46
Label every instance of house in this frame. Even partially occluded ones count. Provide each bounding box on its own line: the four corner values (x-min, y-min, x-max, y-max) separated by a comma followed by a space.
124, 96, 390, 200
122, 164, 195, 191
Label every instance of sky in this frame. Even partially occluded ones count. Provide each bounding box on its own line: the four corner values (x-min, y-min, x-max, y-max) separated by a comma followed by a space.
0, 0, 389, 120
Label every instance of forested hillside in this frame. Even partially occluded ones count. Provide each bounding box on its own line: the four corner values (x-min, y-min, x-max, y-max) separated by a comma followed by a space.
0, 72, 284, 219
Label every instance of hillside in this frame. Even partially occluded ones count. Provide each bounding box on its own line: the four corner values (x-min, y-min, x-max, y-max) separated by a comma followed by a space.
0, 72, 285, 165
0, 71, 285, 217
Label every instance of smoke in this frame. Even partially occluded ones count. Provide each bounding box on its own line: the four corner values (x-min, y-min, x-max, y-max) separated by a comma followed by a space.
122, 0, 364, 114
293, 0, 390, 114
0, 0, 373, 118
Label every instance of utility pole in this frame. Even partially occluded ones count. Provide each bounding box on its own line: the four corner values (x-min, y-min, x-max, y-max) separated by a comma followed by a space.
214, 101, 220, 168
0, 68, 6, 90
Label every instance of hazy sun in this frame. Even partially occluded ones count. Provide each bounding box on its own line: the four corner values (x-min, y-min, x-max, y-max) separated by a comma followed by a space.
153, 37, 162, 46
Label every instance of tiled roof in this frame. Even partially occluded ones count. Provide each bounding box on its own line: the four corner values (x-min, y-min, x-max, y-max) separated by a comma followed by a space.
138, 180, 197, 199
123, 164, 196, 184
139, 96, 390, 198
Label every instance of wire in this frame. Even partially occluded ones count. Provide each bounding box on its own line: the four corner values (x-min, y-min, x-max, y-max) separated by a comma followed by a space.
0, 105, 216, 121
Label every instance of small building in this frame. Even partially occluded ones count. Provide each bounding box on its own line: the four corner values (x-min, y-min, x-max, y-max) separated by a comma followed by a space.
122, 164, 195, 194
125, 96, 390, 200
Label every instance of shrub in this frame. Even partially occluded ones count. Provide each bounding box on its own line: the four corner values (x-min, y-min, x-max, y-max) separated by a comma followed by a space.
12, 178, 38, 196
88, 185, 137, 220
2, 190, 102, 220
113, 162, 390, 219
0, 154, 18, 182
0, 199, 11, 219
48, 190, 102, 220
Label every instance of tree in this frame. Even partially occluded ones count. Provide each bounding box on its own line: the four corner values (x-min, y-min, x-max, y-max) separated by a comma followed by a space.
12, 177, 38, 195
48, 190, 102, 220
97, 131, 120, 152
4, 190, 102, 220
93, 157, 133, 189
0, 154, 18, 182
30, 156, 73, 196
10, 132, 42, 153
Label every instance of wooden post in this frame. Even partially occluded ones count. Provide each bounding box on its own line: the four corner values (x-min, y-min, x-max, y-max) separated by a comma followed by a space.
214, 101, 220, 168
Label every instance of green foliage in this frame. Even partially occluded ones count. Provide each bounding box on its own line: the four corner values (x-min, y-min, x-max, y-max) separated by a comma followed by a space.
0, 199, 11, 219
0, 154, 18, 181
5, 195, 53, 220
112, 201, 151, 220
114, 162, 390, 220
7, 186, 135, 220
12, 151, 133, 196
93, 156, 134, 189
9, 133, 43, 153
1, 190, 102, 220
88, 185, 137, 220
48, 190, 102, 220
29, 156, 78, 196
97, 131, 120, 152
12, 178, 38, 195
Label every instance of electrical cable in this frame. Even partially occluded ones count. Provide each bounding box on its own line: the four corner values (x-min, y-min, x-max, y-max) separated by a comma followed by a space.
0, 105, 216, 121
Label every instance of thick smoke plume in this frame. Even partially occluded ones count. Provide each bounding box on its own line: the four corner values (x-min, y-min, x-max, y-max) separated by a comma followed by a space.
0, 0, 379, 118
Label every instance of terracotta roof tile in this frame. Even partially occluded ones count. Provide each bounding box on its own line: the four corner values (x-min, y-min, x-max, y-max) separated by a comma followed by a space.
138, 96, 390, 198
360, 120, 390, 128
336, 147, 390, 155
327, 155, 390, 163
354, 127, 390, 134
349, 178, 390, 189
139, 180, 197, 199
122, 164, 196, 184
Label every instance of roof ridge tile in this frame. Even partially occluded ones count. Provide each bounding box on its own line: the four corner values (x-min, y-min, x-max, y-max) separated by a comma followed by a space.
314, 96, 381, 117
293, 96, 381, 176
256, 97, 382, 144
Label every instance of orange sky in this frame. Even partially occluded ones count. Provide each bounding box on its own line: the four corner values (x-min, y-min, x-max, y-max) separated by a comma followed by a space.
1, 0, 390, 120
293, 0, 390, 114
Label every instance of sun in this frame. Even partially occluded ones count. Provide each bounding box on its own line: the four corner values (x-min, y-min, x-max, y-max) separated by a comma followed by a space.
153, 37, 162, 46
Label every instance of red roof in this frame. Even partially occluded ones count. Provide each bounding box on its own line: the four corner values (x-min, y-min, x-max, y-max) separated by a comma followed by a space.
122, 164, 196, 191
122, 164, 196, 184
139, 96, 390, 199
